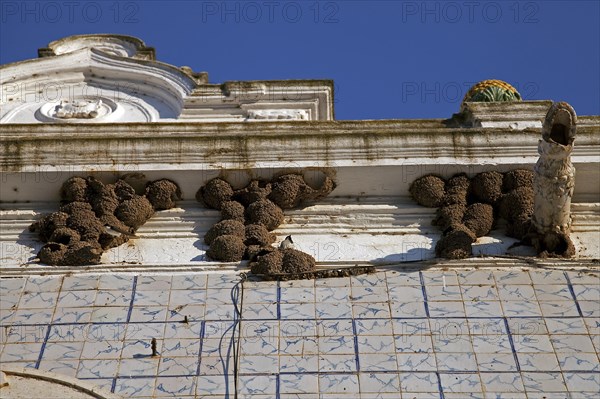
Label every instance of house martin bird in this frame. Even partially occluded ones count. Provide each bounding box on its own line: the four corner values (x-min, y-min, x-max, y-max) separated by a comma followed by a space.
279, 235, 295, 249
104, 224, 137, 238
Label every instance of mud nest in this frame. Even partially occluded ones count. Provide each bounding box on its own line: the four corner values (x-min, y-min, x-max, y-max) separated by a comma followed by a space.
31, 176, 181, 266
233, 180, 272, 206
204, 220, 245, 245
411, 169, 538, 259
246, 200, 284, 231
269, 173, 336, 209
471, 171, 504, 205
220, 201, 246, 222
250, 248, 316, 275
196, 178, 233, 210
409, 175, 445, 208
145, 179, 182, 210
206, 235, 246, 262
197, 173, 334, 273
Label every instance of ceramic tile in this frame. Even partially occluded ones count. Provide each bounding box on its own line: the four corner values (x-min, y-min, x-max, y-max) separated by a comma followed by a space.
47, 323, 88, 342
393, 319, 431, 336
426, 285, 463, 301
95, 290, 132, 307
479, 372, 524, 392
563, 372, 600, 392
280, 336, 318, 355
164, 321, 202, 339
204, 304, 236, 320
439, 372, 482, 393
41, 341, 84, 360
528, 269, 567, 285
395, 334, 433, 353
493, 270, 532, 285
81, 339, 122, 359
353, 302, 391, 319
171, 274, 207, 290
90, 306, 129, 323
136, 275, 172, 290
461, 285, 500, 301
77, 359, 119, 378
5, 324, 47, 343
475, 353, 518, 371
540, 301, 580, 317
550, 334, 596, 353
195, 375, 234, 396
37, 359, 80, 377
432, 334, 473, 352
0, 342, 42, 362
279, 374, 319, 394
501, 300, 542, 317
390, 301, 427, 317
242, 287, 277, 303
0, 278, 26, 295
11, 308, 54, 324
18, 291, 59, 309
318, 373, 359, 393
351, 285, 389, 302
512, 334, 554, 353
388, 285, 424, 302
61, 275, 99, 291
579, 301, 600, 317
315, 301, 352, 318
238, 374, 277, 396
155, 375, 195, 396
125, 322, 165, 340
315, 286, 351, 302
556, 352, 599, 371
423, 271, 459, 286
357, 334, 395, 354
241, 302, 277, 319
572, 284, 600, 301
397, 353, 437, 371
134, 289, 170, 307
358, 372, 400, 393
157, 356, 198, 376
282, 320, 317, 337
24, 277, 62, 292
167, 304, 205, 322
471, 335, 513, 353
198, 356, 230, 375
435, 352, 477, 371
114, 376, 156, 397
319, 335, 355, 354
399, 372, 439, 392
517, 352, 560, 371
280, 303, 315, 319
359, 353, 398, 371
98, 275, 135, 290
129, 306, 168, 322
168, 289, 207, 306
506, 317, 547, 335
355, 318, 393, 335
52, 306, 93, 323
565, 271, 599, 285
279, 354, 319, 373
428, 301, 466, 317
118, 357, 160, 377
279, 287, 315, 303
385, 270, 421, 286
56, 290, 97, 308
350, 272, 387, 287
545, 318, 588, 334
521, 372, 567, 392
464, 301, 503, 317
318, 354, 356, 372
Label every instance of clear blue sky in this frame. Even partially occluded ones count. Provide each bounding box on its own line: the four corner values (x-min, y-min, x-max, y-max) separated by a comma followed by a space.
1, 0, 598, 119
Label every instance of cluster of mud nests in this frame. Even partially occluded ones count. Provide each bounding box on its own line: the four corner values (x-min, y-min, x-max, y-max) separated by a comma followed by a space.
30, 176, 181, 266
410, 169, 544, 259
196, 173, 335, 276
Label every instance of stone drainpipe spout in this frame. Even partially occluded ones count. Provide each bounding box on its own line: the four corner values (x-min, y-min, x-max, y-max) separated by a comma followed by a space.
531, 102, 577, 257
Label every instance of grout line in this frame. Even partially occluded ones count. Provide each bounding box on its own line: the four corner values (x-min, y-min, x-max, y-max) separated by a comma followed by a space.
563, 271, 584, 317
196, 320, 206, 376
276, 373, 280, 399
125, 276, 138, 323
110, 377, 117, 393
436, 371, 445, 399
503, 317, 521, 372
276, 281, 281, 320
351, 318, 360, 373
419, 271, 430, 317
34, 324, 52, 369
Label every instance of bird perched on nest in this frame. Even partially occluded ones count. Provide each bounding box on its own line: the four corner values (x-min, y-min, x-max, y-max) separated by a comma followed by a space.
279, 235, 295, 249
104, 224, 137, 238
